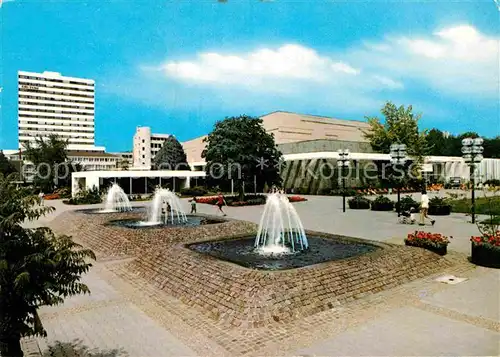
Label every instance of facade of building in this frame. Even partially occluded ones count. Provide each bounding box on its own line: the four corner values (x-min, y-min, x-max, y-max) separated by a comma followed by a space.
132, 126, 170, 169
6, 150, 120, 181
17, 71, 104, 152
111, 151, 133, 169
67, 151, 120, 171
181, 111, 371, 163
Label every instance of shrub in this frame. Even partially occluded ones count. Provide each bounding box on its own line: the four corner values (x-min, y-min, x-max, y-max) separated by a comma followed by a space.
295, 187, 309, 195
317, 187, 332, 196
331, 188, 357, 197
370, 195, 394, 211
395, 195, 420, 213
66, 187, 102, 205
348, 195, 371, 210
180, 186, 208, 197
54, 187, 71, 199
484, 179, 500, 187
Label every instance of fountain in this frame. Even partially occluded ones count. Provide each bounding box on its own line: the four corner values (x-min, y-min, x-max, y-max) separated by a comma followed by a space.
100, 184, 132, 213
254, 191, 308, 254
143, 188, 187, 226
109, 188, 224, 228
189, 189, 378, 270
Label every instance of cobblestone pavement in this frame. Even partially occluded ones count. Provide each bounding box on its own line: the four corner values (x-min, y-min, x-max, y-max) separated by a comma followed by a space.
22, 196, 500, 356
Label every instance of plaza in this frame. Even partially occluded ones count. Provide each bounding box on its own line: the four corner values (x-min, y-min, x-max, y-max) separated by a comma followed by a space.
21, 193, 500, 357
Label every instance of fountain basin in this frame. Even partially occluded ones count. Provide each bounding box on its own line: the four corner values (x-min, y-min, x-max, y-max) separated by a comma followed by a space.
188, 235, 380, 270
109, 215, 224, 229
78, 207, 146, 214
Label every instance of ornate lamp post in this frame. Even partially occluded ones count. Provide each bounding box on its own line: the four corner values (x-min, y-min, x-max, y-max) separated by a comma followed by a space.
462, 137, 484, 224
337, 149, 351, 213
390, 143, 407, 217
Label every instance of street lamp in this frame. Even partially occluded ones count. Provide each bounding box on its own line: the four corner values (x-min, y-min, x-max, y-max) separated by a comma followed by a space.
462, 137, 484, 224
337, 149, 351, 213
390, 143, 407, 217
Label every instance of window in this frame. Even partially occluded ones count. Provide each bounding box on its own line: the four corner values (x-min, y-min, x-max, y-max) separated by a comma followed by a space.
142, 155, 145, 159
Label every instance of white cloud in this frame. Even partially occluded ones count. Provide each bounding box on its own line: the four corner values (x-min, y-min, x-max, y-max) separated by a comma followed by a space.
0, 0, 15, 7
158, 44, 362, 86
132, 24, 496, 120
350, 25, 498, 98
372, 75, 404, 89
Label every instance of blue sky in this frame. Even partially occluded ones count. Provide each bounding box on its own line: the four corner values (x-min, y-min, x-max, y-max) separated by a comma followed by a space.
1, 0, 499, 151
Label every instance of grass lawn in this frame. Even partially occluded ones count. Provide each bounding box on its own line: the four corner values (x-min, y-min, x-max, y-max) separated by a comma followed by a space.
450, 196, 500, 215
481, 216, 500, 225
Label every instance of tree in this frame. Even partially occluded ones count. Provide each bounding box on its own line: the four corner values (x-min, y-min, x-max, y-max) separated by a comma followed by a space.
153, 136, 190, 170
426, 129, 448, 156
202, 115, 283, 200
364, 102, 428, 161
23, 135, 68, 192
0, 151, 16, 177
0, 174, 95, 356
484, 136, 500, 158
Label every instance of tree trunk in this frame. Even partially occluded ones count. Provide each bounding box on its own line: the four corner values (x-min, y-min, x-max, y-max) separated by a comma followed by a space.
0, 335, 23, 357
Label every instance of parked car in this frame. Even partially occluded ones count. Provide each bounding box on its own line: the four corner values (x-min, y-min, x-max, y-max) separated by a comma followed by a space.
448, 177, 462, 188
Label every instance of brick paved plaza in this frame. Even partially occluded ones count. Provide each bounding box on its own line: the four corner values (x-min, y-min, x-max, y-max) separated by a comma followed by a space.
23, 196, 500, 357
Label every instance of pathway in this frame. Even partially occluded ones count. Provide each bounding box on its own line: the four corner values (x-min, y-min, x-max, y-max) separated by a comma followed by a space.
21, 195, 499, 357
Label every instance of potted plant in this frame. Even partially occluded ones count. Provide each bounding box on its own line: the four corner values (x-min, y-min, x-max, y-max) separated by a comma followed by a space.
405, 231, 450, 256
428, 196, 452, 215
395, 195, 420, 213
470, 232, 500, 268
470, 192, 500, 268
370, 195, 395, 211
348, 195, 371, 210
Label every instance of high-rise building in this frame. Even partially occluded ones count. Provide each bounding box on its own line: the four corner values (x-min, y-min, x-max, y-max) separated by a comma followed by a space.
132, 126, 170, 169
17, 70, 103, 152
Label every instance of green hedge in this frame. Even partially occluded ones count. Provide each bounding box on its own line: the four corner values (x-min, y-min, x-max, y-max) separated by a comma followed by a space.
180, 186, 208, 197
450, 196, 500, 215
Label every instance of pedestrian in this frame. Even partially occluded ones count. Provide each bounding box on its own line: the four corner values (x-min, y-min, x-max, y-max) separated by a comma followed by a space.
419, 189, 435, 226
38, 191, 45, 205
190, 196, 197, 214
216, 192, 227, 216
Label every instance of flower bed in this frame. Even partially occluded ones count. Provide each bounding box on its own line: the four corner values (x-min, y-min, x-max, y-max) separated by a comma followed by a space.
470, 232, 500, 268
44, 193, 60, 200
196, 194, 307, 207
405, 231, 450, 256
288, 195, 307, 203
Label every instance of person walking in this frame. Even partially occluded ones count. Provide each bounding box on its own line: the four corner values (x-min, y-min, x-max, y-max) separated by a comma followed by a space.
38, 191, 45, 205
419, 189, 435, 226
216, 192, 227, 216
190, 196, 197, 214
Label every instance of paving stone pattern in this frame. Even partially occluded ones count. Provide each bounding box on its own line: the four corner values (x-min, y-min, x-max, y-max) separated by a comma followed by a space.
51, 210, 454, 329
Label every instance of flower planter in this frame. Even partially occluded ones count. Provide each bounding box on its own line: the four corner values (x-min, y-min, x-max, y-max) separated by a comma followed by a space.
428, 205, 452, 216
471, 243, 500, 268
348, 202, 370, 209
405, 241, 447, 256
371, 202, 394, 211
